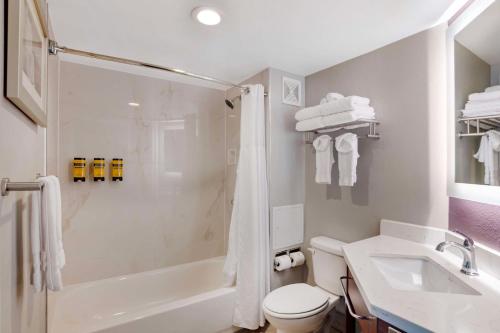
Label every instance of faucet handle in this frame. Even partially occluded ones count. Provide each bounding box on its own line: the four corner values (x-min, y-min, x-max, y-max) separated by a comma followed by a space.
453, 230, 475, 247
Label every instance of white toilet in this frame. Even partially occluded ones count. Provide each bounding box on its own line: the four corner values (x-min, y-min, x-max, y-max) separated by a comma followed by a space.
262, 236, 346, 333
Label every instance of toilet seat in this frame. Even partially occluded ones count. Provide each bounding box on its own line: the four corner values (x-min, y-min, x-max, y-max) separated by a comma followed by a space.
263, 283, 330, 319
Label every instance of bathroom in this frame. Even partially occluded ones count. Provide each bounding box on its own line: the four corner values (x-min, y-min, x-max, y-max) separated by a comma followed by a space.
1, 0, 500, 332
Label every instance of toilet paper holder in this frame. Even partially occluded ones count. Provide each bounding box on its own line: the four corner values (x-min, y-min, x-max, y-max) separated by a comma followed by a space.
273, 247, 303, 271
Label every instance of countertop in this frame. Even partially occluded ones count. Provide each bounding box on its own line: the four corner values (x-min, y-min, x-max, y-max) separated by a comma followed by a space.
342, 235, 500, 333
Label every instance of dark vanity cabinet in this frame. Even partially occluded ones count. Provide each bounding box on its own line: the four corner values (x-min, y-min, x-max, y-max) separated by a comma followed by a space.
344, 269, 406, 333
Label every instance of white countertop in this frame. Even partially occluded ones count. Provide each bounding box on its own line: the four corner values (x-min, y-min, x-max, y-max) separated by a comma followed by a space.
342, 235, 500, 333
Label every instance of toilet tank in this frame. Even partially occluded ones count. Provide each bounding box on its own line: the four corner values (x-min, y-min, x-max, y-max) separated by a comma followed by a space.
310, 236, 346, 296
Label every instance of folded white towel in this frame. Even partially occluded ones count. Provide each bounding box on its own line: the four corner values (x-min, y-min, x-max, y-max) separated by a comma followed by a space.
295, 97, 371, 121
335, 133, 359, 186
39, 176, 65, 291
465, 100, 500, 109
462, 109, 500, 118
485, 86, 500, 93
313, 135, 335, 184
31, 191, 42, 292
296, 108, 375, 132
469, 90, 500, 102
326, 92, 344, 102
462, 103, 500, 117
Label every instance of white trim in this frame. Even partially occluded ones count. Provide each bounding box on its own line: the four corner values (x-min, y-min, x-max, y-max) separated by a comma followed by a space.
447, 0, 500, 205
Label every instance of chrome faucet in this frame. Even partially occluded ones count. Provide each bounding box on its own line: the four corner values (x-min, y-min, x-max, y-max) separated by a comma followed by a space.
435, 230, 479, 276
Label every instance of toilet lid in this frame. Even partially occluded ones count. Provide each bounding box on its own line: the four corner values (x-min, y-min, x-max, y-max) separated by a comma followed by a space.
263, 283, 329, 315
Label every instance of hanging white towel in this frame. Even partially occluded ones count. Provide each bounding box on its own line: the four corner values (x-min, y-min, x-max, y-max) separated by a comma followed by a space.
313, 135, 335, 184
335, 133, 359, 186
474, 131, 500, 185
39, 176, 65, 291
224, 84, 269, 330
31, 191, 42, 292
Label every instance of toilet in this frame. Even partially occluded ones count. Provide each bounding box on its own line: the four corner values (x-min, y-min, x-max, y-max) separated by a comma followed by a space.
262, 236, 346, 333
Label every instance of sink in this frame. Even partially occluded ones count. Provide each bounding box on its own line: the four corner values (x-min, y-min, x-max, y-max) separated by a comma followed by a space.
370, 255, 480, 295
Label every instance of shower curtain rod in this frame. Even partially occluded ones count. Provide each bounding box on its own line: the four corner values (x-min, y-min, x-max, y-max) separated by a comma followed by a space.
48, 40, 250, 93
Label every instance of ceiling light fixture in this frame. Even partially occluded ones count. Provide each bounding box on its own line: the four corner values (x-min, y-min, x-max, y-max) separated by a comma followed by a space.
128, 102, 140, 107
192, 7, 222, 26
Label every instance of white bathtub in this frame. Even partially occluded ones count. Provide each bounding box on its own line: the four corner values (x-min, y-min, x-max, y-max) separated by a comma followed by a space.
48, 257, 237, 333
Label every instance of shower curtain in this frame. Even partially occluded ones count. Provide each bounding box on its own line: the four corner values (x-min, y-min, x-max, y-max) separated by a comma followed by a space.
224, 84, 270, 330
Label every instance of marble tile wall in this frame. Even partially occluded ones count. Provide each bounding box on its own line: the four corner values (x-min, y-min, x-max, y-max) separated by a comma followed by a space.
58, 61, 226, 285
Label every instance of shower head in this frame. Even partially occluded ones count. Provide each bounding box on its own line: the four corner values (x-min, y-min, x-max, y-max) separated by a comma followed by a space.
225, 99, 234, 109
225, 96, 241, 110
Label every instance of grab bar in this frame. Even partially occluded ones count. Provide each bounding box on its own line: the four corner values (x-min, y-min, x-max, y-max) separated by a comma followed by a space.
1, 178, 43, 196
340, 276, 376, 320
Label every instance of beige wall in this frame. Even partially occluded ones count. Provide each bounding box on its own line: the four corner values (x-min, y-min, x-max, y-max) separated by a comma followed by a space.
304, 25, 449, 260
58, 61, 226, 285
454, 41, 491, 184
0, 2, 48, 332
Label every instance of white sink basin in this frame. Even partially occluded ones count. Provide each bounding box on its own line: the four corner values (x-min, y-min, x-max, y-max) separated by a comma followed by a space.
370, 255, 480, 295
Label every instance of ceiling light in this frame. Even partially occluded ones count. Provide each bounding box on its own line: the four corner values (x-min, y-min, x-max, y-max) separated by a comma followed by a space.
128, 102, 140, 107
192, 7, 222, 26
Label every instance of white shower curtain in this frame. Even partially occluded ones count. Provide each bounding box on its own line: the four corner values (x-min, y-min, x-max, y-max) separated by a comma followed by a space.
224, 84, 270, 330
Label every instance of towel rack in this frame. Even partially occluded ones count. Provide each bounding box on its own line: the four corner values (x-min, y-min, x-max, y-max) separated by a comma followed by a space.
458, 115, 500, 137
304, 119, 380, 144
1, 178, 43, 196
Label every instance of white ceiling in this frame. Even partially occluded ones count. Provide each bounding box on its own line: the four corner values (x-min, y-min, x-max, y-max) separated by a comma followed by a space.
456, 0, 500, 66
49, 0, 455, 85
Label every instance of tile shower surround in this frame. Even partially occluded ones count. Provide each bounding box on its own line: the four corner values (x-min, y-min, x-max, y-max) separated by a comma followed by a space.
58, 61, 227, 284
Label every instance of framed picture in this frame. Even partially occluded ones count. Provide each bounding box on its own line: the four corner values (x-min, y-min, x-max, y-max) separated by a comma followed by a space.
6, 0, 48, 127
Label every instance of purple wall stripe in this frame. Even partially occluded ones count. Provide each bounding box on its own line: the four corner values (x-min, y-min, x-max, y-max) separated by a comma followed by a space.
449, 197, 500, 251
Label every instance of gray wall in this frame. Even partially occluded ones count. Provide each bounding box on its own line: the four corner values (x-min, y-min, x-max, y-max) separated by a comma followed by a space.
0, 1, 50, 331
492, 64, 500, 86
454, 41, 491, 184
303, 25, 449, 280
267, 69, 306, 290
225, 68, 306, 291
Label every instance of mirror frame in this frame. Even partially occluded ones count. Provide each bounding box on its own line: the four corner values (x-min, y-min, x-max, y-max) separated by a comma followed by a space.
447, 0, 500, 205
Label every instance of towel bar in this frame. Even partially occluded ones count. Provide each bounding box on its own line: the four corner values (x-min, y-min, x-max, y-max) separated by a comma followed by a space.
304, 119, 380, 144
1, 178, 43, 196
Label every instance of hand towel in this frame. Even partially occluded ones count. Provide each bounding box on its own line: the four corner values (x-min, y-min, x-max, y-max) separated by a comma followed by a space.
296, 108, 375, 132
474, 131, 500, 185
335, 133, 359, 187
39, 176, 65, 291
31, 191, 42, 292
468, 90, 500, 102
312, 135, 335, 184
295, 96, 371, 121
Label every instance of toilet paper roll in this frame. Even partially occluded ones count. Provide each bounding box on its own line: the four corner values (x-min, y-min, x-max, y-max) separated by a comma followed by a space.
290, 251, 306, 267
274, 255, 292, 271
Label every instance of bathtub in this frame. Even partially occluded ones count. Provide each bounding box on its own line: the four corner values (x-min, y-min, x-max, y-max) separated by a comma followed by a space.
48, 256, 237, 333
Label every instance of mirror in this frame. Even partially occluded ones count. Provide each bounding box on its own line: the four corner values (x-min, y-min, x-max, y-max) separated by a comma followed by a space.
453, 0, 500, 187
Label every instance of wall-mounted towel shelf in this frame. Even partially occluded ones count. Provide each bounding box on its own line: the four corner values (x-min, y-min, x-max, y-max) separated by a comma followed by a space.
304, 119, 380, 144
1, 178, 43, 196
458, 115, 500, 137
